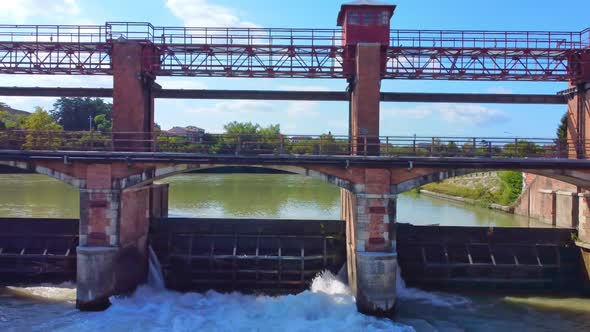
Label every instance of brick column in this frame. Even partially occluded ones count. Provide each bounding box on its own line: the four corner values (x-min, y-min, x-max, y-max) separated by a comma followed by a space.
76, 164, 154, 310
341, 169, 397, 316
577, 192, 590, 292
112, 39, 158, 151
567, 84, 590, 159
350, 43, 382, 156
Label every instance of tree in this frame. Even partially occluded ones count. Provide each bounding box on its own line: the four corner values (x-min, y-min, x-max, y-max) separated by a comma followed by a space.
223, 121, 260, 135
22, 107, 63, 150
556, 112, 568, 154
94, 114, 112, 131
51, 97, 112, 131
557, 112, 568, 142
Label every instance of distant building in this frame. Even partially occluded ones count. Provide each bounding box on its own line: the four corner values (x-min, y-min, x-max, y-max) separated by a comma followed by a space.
167, 126, 205, 143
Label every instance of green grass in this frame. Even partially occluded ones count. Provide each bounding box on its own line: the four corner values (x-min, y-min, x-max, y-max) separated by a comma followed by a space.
421, 171, 523, 207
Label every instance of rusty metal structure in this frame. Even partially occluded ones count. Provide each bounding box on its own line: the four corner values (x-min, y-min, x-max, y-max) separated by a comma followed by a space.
397, 224, 582, 289
150, 218, 345, 293
0, 218, 78, 283
0, 22, 588, 81
0, 129, 583, 159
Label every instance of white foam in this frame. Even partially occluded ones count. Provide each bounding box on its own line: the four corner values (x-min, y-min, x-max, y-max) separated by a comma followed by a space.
396, 270, 471, 308
5, 282, 76, 303
44, 272, 414, 332
147, 245, 165, 290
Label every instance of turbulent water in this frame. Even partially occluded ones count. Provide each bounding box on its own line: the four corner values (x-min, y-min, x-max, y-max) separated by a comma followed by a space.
2, 272, 590, 331
1, 273, 413, 332
1, 173, 590, 331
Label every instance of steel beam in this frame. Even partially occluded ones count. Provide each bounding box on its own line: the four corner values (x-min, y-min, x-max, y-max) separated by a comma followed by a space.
0, 87, 567, 104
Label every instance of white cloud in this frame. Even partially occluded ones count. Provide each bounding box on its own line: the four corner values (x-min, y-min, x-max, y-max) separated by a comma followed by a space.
286, 102, 320, 118
487, 86, 513, 94
0, 0, 79, 22
383, 104, 509, 126
166, 0, 258, 27
157, 77, 208, 90
0, 74, 113, 111
185, 100, 274, 115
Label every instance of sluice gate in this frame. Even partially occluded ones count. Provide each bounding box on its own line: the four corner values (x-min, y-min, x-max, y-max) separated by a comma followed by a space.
150, 218, 346, 293
0, 217, 585, 294
0, 218, 78, 284
397, 224, 582, 290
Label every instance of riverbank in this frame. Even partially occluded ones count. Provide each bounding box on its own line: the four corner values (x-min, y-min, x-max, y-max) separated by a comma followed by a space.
419, 189, 513, 212
417, 171, 522, 213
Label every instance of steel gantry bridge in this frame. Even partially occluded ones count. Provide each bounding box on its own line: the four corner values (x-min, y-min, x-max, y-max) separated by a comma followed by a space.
0, 22, 588, 81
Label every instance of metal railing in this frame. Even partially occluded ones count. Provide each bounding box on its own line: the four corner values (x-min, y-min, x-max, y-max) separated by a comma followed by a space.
3, 23, 586, 50
389, 29, 589, 50
0, 130, 582, 159
0, 24, 108, 44
0, 23, 588, 80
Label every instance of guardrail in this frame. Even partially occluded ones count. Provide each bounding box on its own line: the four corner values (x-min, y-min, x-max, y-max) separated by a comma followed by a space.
0, 130, 582, 159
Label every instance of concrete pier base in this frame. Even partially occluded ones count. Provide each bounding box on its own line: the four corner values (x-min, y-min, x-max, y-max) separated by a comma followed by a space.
577, 243, 590, 293
354, 251, 398, 316
76, 246, 118, 311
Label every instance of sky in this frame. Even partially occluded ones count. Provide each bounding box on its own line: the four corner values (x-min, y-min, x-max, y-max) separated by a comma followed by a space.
0, 0, 588, 138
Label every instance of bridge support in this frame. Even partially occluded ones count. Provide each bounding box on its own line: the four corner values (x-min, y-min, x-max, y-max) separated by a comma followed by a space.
577, 192, 590, 291
112, 39, 157, 151
350, 43, 382, 156
76, 165, 166, 310
567, 83, 590, 159
341, 169, 397, 316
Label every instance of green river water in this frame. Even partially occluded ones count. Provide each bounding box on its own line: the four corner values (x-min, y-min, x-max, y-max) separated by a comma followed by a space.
0, 173, 589, 331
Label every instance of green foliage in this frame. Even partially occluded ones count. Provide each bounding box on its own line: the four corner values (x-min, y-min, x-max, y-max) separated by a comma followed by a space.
422, 182, 497, 205
211, 122, 283, 154
497, 171, 523, 205
421, 171, 524, 207
21, 107, 63, 150
51, 97, 112, 131
94, 114, 112, 131
557, 112, 568, 143
501, 140, 545, 157
223, 121, 260, 135
0, 110, 27, 129
156, 135, 205, 153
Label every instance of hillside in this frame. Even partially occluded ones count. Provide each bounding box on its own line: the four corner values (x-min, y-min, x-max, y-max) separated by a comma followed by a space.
0, 104, 29, 116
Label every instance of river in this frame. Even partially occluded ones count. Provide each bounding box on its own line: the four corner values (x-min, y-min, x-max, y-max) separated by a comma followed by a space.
1, 173, 589, 331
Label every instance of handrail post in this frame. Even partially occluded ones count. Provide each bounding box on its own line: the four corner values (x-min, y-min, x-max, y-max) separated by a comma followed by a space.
413, 135, 417, 155
364, 136, 368, 156
319, 136, 323, 155
431, 137, 435, 156
472, 137, 476, 155
235, 135, 241, 156
385, 136, 389, 155
514, 138, 519, 157
280, 135, 285, 154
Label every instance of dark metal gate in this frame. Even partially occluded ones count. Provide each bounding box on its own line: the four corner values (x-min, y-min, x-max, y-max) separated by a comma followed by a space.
397, 223, 582, 290
150, 218, 346, 293
0, 218, 78, 284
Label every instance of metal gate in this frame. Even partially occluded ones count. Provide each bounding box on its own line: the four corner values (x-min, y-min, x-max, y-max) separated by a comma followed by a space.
397, 223, 581, 290
151, 218, 346, 293
0, 218, 78, 284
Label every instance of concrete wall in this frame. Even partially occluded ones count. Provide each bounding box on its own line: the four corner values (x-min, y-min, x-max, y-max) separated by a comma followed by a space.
514, 174, 579, 227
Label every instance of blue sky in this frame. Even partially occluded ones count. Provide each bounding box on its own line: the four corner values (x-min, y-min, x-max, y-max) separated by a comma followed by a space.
0, 0, 588, 138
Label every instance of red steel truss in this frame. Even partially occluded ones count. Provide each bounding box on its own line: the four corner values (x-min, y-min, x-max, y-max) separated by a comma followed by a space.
0, 22, 588, 81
